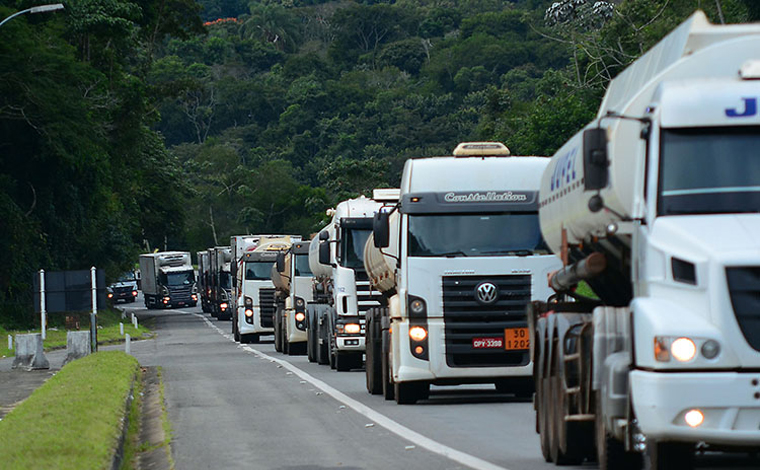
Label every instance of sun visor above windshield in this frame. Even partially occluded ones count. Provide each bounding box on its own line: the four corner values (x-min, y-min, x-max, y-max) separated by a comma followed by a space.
401, 191, 538, 214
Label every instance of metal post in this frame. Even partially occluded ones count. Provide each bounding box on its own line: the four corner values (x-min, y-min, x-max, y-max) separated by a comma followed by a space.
7, 335, 12, 351
39, 269, 46, 340
120, 323, 124, 336
90, 266, 97, 353
125, 333, 131, 355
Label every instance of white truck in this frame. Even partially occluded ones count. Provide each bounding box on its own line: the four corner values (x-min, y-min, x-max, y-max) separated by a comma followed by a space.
233, 236, 296, 343
308, 190, 399, 371
365, 142, 560, 404
531, 11, 760, 469
139, 251, 197, 309
271, 240, 313, 356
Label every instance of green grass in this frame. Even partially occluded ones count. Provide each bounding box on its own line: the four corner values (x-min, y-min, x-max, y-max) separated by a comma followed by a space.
0, 351, 139, 470
1, 308, 150, 359
119, 367, 144, 470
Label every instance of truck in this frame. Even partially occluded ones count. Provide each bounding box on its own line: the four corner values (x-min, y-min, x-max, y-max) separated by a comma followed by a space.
197, 250, 211, 313
271, 240, 313, 356
233, 236, 296, 343
308, 190, 399, 371
364, 142, 560, 404
531, 11, 760, 470
209, 246, 233, 320
107, 271, 139, 303
139, 251, 197, 309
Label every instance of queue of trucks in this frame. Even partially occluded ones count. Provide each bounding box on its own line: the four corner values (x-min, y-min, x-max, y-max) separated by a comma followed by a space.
139, 11, 759, 468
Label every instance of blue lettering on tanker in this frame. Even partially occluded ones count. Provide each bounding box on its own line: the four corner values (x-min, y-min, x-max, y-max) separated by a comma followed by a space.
551, 147, 578, 192
726, 97, 757, 118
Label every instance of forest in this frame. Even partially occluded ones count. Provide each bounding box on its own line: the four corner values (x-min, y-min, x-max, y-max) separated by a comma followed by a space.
1, 0, 758, 327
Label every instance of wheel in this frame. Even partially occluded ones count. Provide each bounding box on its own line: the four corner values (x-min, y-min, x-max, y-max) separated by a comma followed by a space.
307, 313, 317, 363
394, 381, 428, 405
551, 351, 585, 465
233, 319, 240, 342
274, 308, 283, 353
382, 349, 394, 401
317, 312, 329, 365
596, 394, 642, 470
645, 441, 694, 470
366, 311, 382, 394
538, 366, 552, 462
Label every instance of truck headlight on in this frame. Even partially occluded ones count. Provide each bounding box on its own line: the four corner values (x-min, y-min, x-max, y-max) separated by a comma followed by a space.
220, 302, 228, 311
684, 409, 704, 428
654, 336, 718, 363
409, 326, 427, 342
295, 312, 305, 322
344, 323, 361, 334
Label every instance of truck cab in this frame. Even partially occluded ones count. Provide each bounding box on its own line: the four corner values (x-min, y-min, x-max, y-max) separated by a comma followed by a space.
272, 241, 313, 356
367, 143, 561, 403
234, 237, 293, 343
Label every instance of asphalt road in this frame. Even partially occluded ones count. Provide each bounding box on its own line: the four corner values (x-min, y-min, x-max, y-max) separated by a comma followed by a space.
117, 301, 758, 470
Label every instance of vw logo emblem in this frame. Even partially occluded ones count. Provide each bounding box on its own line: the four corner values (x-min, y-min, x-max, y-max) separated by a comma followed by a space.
475, 282, 498, 305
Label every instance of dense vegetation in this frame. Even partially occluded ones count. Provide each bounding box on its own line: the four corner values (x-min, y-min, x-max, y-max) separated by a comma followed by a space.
1, 0, 757, 328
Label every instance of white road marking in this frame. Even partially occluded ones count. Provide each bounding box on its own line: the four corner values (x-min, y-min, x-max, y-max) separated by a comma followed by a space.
192, 312, 510, 470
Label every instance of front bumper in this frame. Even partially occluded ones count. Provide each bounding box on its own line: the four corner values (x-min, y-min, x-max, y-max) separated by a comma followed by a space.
238, 307, 273, 335
335, 335, 365, 351
631, 370, 760, 446
393, 319, 532, 384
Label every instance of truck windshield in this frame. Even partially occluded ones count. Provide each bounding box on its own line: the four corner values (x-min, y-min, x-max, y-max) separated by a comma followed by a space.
294, 254, 312, 277
162, 271, 195, 286
408, 213, 549, 257
220, 271, 231, 289
117, 272, 135, 282
659, 127, 760, 215
245, 262, 272, 281
341, 229, 370, 269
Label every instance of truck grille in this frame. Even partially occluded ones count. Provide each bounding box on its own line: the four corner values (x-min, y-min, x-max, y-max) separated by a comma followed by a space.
442, 275, 532, 368
169, 285, 194, 302
259, 288, 276, 328
726, 267, 760, 351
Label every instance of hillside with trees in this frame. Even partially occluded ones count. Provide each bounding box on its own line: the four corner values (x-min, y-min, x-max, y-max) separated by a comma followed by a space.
1, 0, 757, 327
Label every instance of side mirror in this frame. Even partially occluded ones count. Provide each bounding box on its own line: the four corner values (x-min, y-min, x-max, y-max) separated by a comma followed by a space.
276, 252, 285, 273
583, 128, 609, 191
318, 241, 330, 265
373, 212, 390, 248
319, 231, 329, 241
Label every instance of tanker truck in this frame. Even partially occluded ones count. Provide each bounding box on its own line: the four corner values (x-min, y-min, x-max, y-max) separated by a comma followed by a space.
531, 11, 760, 469
233, 236, 296, 343
271, 240, 313, 356
139, 251, 198, 309
209, 246, 233, 320
308, 190, 399, 371
366, 142, 561, 404
197, 250, 212, 313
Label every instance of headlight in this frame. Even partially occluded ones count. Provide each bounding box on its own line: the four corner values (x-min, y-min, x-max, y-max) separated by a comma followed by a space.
245, 308, 253, 317
132, 290, 138, 297
220, 302, 228, 311
654, 336, 715, 363
296, 298, 305, 307
295, 312, 305, 322
671, 337, 696, 362
108, 293, 114, 299
344, 323, 361, 334
684, 409, 704, 428
409, 326, 428, 342
408, 296, 426, 317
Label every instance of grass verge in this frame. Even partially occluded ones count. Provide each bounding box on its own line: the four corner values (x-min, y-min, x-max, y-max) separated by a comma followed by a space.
0, 307, 150, 359
120, 367, 144, 470
0, 351, 139, 470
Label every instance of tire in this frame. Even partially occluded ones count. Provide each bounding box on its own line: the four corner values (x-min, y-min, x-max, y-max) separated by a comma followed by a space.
366, 310, 382, 395
233, 319, 240, 343
645, 441, 694, 470
317, 312, 329, 365
596, 394, 642, 470
551, 351, 585, 465
538, 368, 552, 462
382, 349, 394, 401
274, 308, 283, 353
307, 310, 317, 362
394, 381, 429, 405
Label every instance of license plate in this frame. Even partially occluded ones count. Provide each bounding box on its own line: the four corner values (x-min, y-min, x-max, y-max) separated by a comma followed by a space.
504, 327, 530, 350
472, 337, 504, 349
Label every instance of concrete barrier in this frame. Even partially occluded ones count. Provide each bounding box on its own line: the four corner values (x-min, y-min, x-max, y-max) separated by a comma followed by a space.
12, 333, 50, 370
63, 331, 91, 366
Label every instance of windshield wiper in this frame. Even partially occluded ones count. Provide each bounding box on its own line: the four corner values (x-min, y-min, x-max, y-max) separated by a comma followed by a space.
436, 251, 468, 258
